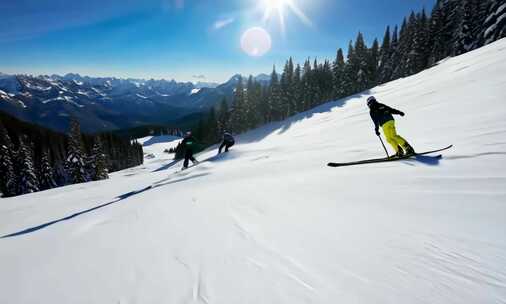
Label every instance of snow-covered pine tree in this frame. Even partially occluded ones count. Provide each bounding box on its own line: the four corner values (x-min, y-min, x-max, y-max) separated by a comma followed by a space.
0, 120, 16, 197
16, 135, 40, 195
332, 48, 346, 98
429, 0, 448, 65
65, 119, 87, 184
386, 26, 401, 82
378, 26, 392, 84
393, 18, 410, 78
280, 58, 295, 118
368, 39, 380, 86
301, 59, 313, 112
310, 59, 322, 107
343, 41, 357, 96
244, 75, 260, 129
416, 9, 431, 72
453, 0, 475, 55
205, 107, 219, 143
39, 150, 57, 190
230, 75, 247, 132
0, 142, 16, 197
268, 66, 282, 121
322, 59, 334, 102
483, 0, 506, 45
440, 0, 461, 56
470, 0, 492, 49
405, 12, 424, 75
353, 32, 370, 91
217, 97, 230, 133
293, 64, 302, 112
89, 138, 109, 181
248, 79, 263, 128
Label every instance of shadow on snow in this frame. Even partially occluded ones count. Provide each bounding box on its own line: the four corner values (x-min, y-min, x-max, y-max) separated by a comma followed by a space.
1, 172, 210, 239
413, 154, 443, 166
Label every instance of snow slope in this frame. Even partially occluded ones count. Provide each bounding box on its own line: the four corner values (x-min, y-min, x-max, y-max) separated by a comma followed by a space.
1, 39, 506, 304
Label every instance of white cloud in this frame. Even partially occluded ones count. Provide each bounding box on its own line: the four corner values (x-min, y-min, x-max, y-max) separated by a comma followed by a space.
213, 17, 235, 30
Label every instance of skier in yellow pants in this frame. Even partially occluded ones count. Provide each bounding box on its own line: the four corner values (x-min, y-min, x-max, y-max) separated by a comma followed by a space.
367, 96, 415, 157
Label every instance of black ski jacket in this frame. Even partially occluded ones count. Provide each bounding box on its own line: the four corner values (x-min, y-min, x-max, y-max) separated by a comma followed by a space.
223, 132, 235, 144
369, 102, 404, 131
181, 136, 197, 151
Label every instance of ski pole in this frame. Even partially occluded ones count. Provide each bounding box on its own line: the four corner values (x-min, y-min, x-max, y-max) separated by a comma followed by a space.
377, 135, 390, 158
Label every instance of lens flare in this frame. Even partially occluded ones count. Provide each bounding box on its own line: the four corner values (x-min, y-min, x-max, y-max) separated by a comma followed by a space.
240, 27, 272, 57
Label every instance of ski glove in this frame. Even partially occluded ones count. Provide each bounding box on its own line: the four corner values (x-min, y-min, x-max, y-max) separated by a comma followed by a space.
400, 112, 405, 117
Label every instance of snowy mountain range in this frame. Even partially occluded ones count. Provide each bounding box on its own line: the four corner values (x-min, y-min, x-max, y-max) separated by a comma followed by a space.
0, 72, 270, 133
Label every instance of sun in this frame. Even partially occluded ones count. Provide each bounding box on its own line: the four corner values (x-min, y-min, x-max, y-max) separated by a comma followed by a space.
264, 0, 287, 10
261, 0, 311, 33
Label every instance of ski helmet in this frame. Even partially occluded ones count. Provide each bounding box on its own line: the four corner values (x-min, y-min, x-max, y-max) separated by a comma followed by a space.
367, 96, 377, 107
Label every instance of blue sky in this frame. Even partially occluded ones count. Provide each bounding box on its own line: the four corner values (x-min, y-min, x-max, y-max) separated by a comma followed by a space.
0, 0, 435, 83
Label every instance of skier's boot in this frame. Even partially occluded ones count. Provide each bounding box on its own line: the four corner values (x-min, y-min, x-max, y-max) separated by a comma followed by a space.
403, 143, 416, 155
395, 147, 405, 158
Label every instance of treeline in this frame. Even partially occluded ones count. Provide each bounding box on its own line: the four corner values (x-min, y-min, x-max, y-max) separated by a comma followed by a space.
190, 0, 505, 141
113, 125, 185, 140
0, 113, 143, 197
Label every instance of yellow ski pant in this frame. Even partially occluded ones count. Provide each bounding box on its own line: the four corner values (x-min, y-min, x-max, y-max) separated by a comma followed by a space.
382, 120, 407, 152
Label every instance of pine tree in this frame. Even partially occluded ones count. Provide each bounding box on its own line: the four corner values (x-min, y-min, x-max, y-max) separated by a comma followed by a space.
0, 120, 16, 197
39, 150, 57, 190
378, 26, 392, 83
268, 66, 282, 121
293, 64, 302, 112
405, 12, 421, 75
388, 26, 402, 79
483, 0, 506, 45
416, 9, 431, 71
230, 76, 245, 132
281, 58, 295, 117
429, 0, 447, 65
205, 107, 219, 143
393, 18, 410, 78
350, 32, 370, 92
217, 97, 230, 133
321, 59, 334, 102
16, 135, 39, 195
343, 41, 356, 95
89, 138, 109, 181
310, 59, 322, 107
471, 0, 492, 48
248, 80, 263, 127
244, 75, 260, 128
65, 119, 87, 184
368, 38, 380, 85
332, 48, 346, 98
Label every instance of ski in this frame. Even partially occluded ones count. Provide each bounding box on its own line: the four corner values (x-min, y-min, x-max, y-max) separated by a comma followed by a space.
327, 145, 453, 168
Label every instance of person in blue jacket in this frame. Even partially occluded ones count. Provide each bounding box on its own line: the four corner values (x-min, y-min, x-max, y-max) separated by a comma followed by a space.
218, 131, 235, 154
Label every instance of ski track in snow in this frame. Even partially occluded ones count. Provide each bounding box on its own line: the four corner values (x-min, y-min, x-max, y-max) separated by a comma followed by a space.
1, 39, 506, 303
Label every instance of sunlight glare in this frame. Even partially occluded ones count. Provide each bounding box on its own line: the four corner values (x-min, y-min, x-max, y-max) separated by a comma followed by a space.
262, 0, 311, 33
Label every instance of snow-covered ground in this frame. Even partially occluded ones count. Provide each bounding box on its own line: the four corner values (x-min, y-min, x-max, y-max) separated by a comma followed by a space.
1, 39, 506, 303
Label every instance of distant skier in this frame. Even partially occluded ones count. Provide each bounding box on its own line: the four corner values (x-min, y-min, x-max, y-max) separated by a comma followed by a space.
181, 131, 199, 169
367, 96, 415, 157
218, 131, 235, 154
